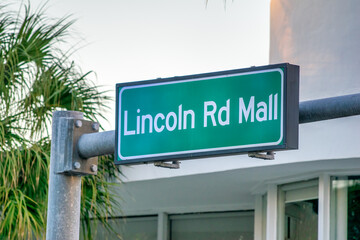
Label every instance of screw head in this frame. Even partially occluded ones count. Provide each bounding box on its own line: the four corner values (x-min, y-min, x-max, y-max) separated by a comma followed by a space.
73, 162, 81, 169
92, 123, 99, 131
75, 120, 82, 128
90, 164, 98, 172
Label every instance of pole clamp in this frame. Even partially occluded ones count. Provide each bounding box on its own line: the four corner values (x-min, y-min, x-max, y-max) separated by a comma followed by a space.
56, 117, 99, 176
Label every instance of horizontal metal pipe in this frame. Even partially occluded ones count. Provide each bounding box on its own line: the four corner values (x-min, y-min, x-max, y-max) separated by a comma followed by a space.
77, 93, 360, 158
77, 130, 115, 159
299, 93, 360, 123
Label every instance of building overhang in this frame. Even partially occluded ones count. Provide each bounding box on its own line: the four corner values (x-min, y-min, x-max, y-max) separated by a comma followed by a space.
115, 157, 360, 216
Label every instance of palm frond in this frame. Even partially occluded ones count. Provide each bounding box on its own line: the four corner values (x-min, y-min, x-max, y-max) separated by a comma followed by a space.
0, 2, 121, 239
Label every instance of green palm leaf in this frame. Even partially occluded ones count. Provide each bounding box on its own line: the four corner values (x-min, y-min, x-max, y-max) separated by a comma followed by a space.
0, 2, 120, 239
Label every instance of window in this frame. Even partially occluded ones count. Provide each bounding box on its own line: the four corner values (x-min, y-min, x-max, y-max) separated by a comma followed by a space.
170, 211, 254, 240
331, 176, 360, 240
89, 216, 157, 240
279, 179, 319, 240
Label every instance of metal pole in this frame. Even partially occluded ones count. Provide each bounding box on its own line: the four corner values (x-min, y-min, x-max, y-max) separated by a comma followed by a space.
77, 93, 360, 159
299, 93, 360, 123
77, 130, 115, 159
46, 111, 83, 240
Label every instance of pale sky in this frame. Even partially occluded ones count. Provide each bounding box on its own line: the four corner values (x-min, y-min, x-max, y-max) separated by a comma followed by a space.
24, 0, 270, 130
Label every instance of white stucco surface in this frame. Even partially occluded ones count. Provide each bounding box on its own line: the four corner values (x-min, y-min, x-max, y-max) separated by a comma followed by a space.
118, 0, 360, 184
270, 0, 360, 100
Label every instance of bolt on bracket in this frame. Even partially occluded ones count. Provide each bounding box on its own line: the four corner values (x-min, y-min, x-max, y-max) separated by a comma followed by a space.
56, 117, 99, 176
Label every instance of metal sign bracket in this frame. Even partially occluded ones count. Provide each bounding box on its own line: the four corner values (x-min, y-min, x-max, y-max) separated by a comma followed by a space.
248, 151, 275, 160
56, 117, 99, 176
154, 161, 181, 169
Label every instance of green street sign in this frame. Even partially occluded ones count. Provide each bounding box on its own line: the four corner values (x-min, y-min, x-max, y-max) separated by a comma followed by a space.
115, 63, 299, 165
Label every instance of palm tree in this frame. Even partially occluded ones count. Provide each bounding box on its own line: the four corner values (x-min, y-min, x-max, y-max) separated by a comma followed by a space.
0, 3, 120, 239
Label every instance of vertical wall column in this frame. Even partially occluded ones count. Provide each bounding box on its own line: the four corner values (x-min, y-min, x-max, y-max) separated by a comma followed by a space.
336, 179, 348, 239
318, 174, 331, 240
157, 212, 169, 240
266, 184, 278, 240
331, 176, 348, 240
254, 195, 265, 240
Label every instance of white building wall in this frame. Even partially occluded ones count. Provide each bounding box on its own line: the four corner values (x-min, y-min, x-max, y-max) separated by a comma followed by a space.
118, 0, 360, 188
270, 0, 360, 100
268, 0, 360, 169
